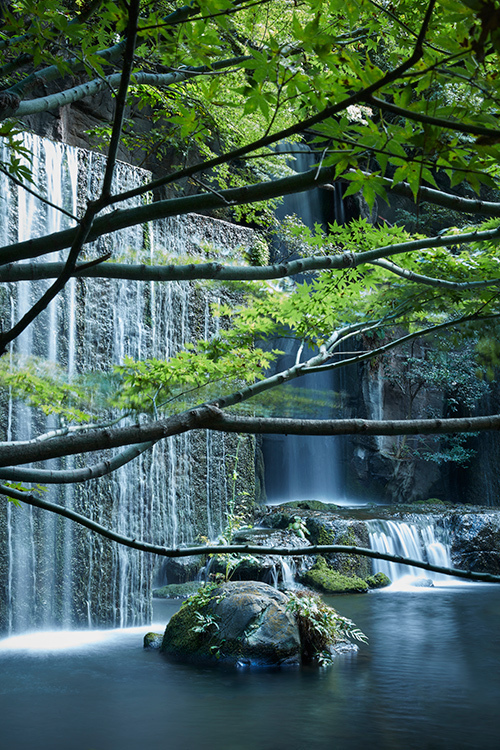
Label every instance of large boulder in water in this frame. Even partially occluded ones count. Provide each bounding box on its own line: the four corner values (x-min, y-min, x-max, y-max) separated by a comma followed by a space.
161, 580, 301, 667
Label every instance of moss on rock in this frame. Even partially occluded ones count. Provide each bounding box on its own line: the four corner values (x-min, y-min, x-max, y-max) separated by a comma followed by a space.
299, 556, 368, 594
153, 582, 203, 599
143, 632, 163, 649
365, 572, 391, 589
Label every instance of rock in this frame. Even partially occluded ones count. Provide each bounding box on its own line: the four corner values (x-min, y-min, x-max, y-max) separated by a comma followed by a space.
144, 632, 163, 649
161, 580, 301, 667
153, 582, 202, 599
449, 513, 500, 575
207, 527, 306, 585
159, 555, 204, 584
299, 556, 368, 594
365, 572, 391, 589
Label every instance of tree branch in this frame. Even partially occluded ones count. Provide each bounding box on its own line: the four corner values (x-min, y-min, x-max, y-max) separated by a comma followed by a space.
100, 0, 141, 199
370, 258, 500, 290
103, 0, 436, 206
12, 58, 251, 119
6, 160, 500, 269
2, 221, 500, 281
368, 94, 500, 139
1, 407, 499, 467
1, 483, 499, 583
0, 441, 154, 483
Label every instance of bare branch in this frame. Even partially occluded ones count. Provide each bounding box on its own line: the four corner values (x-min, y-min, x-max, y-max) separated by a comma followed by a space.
1, 405, 500, 467
1, 483, 499, 583
2, 221, 500, 281
0, 441, 154, 483
6, 163, 500, 269
370, 259, 500, 290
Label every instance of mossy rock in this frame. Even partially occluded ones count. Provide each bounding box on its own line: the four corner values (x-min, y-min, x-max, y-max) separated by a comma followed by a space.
143, 632, 163, 649
153, 582, 203, 599
161, 580, 301, 667
281, 500, 337, 512
365, 572, 391, 589
299, 556, 368, 594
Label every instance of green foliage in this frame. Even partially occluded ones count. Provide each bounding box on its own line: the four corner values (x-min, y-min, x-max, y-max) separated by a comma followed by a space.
3, 0, 500, 490
0, 356, 99, 423
287, 590, 368, 665
287, 515, 310, 540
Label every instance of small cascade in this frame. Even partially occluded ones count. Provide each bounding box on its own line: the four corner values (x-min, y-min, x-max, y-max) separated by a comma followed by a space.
279, 558, 297, 588
0, 133, 254, 633
367, 517, 452, 586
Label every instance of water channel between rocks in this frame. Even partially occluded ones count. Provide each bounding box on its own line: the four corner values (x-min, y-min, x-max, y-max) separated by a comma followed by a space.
0, 585, 499, 750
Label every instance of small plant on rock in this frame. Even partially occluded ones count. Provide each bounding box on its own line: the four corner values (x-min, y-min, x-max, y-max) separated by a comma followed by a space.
287, 590, 368, 665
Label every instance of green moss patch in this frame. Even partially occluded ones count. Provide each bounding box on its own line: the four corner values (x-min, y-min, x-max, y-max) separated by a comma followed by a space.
299, 556, 368, 594
153, 582, 203, 599
365, 572, 391, 589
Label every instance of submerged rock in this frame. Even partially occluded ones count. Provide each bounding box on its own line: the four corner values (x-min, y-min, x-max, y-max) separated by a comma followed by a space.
161, 580, 301, 667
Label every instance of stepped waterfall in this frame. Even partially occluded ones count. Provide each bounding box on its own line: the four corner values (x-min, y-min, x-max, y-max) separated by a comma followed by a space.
0, 133, 254, 634
368, 517, 452, 585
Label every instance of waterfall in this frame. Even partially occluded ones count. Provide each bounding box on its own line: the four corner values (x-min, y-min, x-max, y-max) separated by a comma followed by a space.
367, 517, 452, 586
263, 142, 346, 503
0, 133, 254, 633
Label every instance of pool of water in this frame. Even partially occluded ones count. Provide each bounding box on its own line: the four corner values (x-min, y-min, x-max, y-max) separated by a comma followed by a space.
1, 584, 499, 750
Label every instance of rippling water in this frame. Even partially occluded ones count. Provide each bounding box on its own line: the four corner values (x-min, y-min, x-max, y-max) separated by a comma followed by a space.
0, 585, 499, 750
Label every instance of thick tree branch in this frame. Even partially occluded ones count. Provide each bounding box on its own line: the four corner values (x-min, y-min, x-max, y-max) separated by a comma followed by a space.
1, 483, 499, 583
0, 442, 154, 483
12, 58, 251, 119
206, 412, 500, 436
1, 409, 499, 468
0, 406, 216, 466
6, 162, 500, 269
2, 222, 500, 282
376, 172, 500, 216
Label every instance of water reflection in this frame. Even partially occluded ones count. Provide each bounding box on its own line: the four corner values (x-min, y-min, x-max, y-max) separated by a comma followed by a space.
0, 589, 499, 749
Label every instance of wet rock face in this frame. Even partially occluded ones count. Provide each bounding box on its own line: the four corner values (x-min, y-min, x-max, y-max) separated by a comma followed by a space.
161, 581, 301, 667
449, 514, 500, 574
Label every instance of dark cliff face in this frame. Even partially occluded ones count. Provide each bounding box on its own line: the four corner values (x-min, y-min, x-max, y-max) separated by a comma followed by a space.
340, 344, 499, 506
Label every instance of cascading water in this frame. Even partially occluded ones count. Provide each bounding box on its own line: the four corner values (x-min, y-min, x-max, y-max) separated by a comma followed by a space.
263, 142, 347, 503
0, 134, 255, 633
367, 516, 452, 585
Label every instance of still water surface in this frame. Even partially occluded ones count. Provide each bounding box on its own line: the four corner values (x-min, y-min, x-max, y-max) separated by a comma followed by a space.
0, 584, 499, 750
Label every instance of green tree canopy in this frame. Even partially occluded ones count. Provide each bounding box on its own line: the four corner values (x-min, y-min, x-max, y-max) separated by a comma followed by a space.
1, 0, 500, 490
